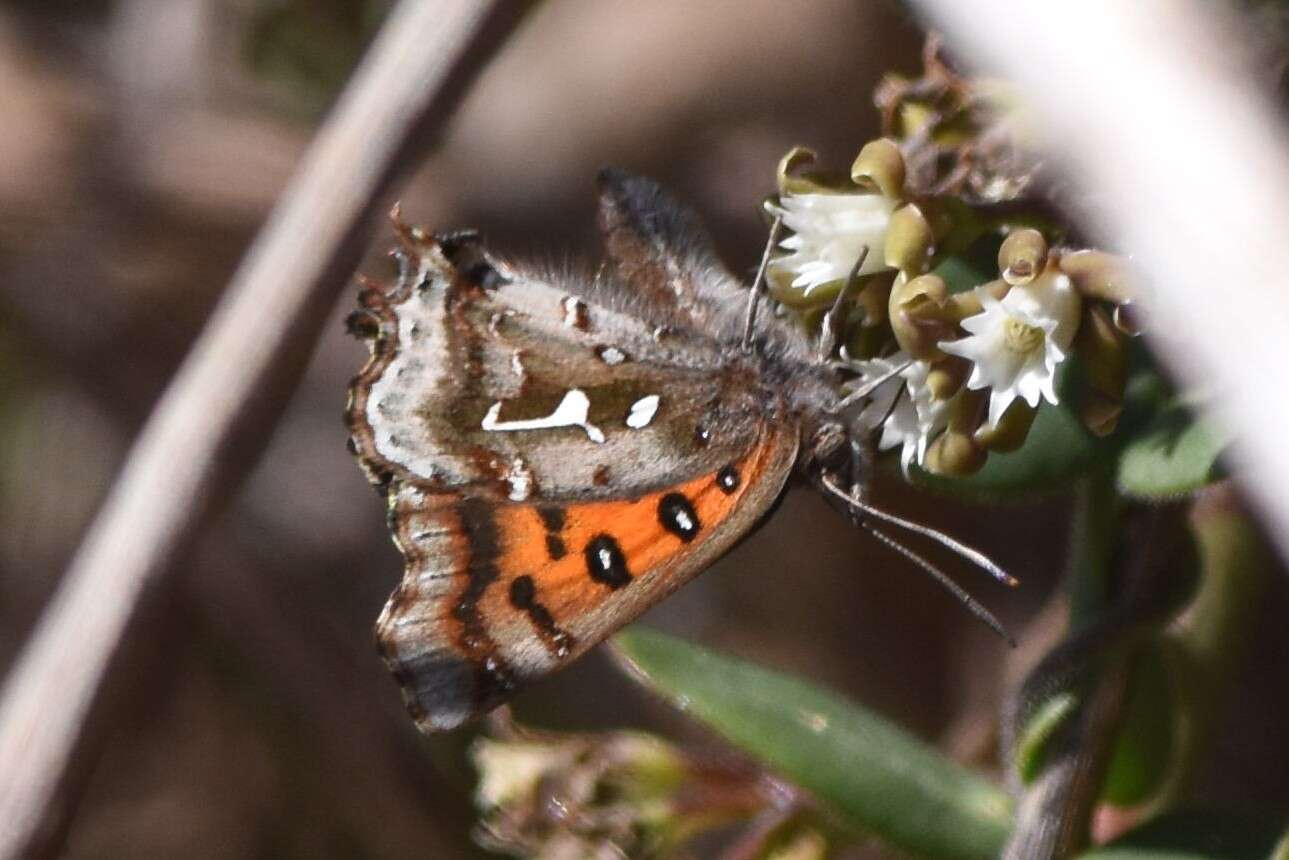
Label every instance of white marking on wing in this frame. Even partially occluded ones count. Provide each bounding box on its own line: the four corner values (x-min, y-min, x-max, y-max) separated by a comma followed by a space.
562, 296, 587, 328
598, 346, 626, 365
481, 389, 606, 443
625, 394, 660, 429
505, 455, 534, 501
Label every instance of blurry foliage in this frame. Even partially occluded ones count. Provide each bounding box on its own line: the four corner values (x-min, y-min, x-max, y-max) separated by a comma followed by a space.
1080, 812, 1285, 860
244, 0, 392, 114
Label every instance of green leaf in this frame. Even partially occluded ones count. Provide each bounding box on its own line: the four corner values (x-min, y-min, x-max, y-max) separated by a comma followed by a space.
1101, 644, 1174, 806
1015, 693, 1078, 784
1115, 376, 1227, 498
1078, 811, 1284, 859
612, 628, 1013, 860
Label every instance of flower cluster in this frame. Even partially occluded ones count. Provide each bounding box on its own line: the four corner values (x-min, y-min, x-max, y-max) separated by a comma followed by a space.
768, 141, 1140, 476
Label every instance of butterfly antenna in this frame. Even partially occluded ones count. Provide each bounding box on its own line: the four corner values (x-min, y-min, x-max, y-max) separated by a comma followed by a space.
864, 523, 1016, 646
741, 213, 783, 352
820, 475, 1018, 587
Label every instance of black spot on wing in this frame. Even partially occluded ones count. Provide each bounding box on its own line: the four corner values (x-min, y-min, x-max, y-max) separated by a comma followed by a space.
717, 464, 741, 494
584, 534, 631, 589
545, 535, 567, 560
508, 574, 575, 659
451, 498, 516, 708
537, 505, 566, 532
658, 493, 701, 543
537, 505, 567, 559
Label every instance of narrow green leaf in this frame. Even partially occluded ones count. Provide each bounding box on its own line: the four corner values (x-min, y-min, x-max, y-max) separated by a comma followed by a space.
1015, 693, 1078, 784
1101, 645, 1174, 806
612, 628, 1013, 860
1078, 811, 1283, 859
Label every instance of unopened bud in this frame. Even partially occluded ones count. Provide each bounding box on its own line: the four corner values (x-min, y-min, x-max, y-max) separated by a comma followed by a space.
851, 138, 906, 200
885, 203, 935, 276
1060, 249, 1138, 305
776, 146, 822, 196
999, 229, 1048, 286
1075, 304, 1126, 436
926, 389, 989, 475
889, 273, 954, 360
974, 400, 1037, 452
925, 429, 988, 476
926, 355, 970, 400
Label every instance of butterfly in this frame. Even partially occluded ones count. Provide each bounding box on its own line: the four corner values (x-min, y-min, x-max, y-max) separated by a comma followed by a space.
345, 168, 1014, 732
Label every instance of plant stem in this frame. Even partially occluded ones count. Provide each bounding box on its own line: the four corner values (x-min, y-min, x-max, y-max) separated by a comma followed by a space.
1004, 498, 1191, 859
1066, 468, 1123, 628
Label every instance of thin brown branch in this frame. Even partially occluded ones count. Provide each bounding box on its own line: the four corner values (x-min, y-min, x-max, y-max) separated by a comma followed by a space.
0, 2, 528, 855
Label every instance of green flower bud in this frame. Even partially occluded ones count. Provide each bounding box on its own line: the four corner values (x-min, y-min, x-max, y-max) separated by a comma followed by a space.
925, 428, 988, 476
999, 228, 1048, 286
974, 399, 1037, 452
889, 273, 955, 360
926, 355, 970, 400
884, 203, 935, 276
1074, 304, 1127, 436
925, 389, 989, 475
851, 138, 906, 199
1059, 249, 1138, 305
776, 146, 825, 196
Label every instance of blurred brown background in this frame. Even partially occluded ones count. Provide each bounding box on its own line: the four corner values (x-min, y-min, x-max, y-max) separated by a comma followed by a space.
2, 1, 1287, 857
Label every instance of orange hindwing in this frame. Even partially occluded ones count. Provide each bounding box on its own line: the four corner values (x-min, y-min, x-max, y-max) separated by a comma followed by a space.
375, 430, 795, 732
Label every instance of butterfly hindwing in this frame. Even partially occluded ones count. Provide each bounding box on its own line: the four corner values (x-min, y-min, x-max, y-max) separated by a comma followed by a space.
348, 220, 799, 731
374, 431, 794, 731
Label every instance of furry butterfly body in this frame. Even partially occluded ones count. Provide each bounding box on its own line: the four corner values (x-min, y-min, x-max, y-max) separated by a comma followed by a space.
347, 170, 991, 732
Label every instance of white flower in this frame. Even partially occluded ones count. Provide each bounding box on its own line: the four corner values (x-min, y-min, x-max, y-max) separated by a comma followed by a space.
768, 192, 896, 295
851, 353, 948, 472
940, 273, 1082, 426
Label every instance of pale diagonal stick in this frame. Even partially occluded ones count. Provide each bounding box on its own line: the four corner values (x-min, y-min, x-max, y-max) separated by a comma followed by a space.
906, 0, 1289, 562
0, 3, 527, 855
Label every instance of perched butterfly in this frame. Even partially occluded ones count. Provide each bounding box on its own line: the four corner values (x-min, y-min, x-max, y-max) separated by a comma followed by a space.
346, 169, 1014, 732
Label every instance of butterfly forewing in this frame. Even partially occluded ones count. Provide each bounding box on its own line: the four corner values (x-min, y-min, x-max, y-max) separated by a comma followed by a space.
348, 228, 798, 731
